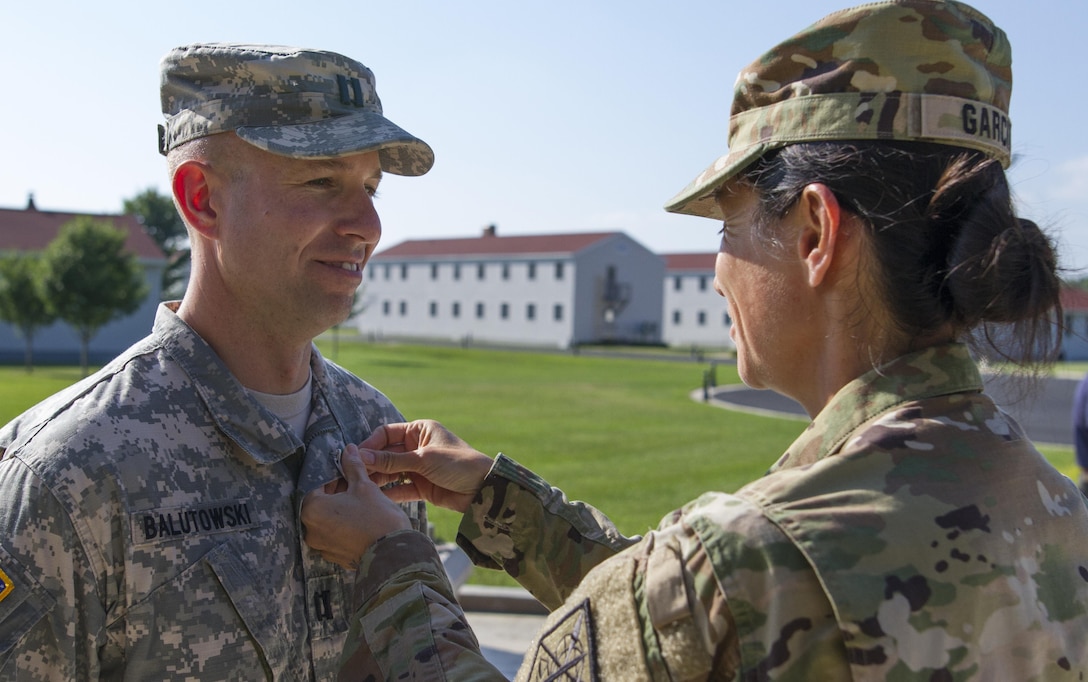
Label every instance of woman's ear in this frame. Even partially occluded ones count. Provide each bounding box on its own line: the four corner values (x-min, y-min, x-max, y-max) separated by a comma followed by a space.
795, 183, 844, 289
172, 161, 217, 238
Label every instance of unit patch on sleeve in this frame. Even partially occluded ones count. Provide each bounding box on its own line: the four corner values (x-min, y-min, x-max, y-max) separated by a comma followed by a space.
524, 598, 597, 682
0, 566, 13, 605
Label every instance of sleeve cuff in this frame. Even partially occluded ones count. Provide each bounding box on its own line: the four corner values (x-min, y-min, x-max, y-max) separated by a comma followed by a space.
355, 529, 447, 606
454, 453, 554, 568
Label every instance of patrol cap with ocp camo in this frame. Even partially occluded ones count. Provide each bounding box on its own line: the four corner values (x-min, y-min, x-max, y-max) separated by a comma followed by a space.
158, 43, 434, 176
666, 0, 1012, 220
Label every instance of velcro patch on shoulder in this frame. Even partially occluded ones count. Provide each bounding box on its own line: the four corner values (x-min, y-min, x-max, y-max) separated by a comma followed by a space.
524, 598, 597, 682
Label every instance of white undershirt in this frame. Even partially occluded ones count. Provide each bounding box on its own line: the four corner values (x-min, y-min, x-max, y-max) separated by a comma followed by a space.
247, 372, 314, 441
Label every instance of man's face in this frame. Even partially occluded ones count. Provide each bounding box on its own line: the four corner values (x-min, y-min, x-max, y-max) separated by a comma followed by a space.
208, 141, 383, 340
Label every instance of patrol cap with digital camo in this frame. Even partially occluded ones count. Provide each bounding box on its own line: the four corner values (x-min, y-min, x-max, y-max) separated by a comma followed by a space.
665, 0, 1012, 220
158, 43, 434, 176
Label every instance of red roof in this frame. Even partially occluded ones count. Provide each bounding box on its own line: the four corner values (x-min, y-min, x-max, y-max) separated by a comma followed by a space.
374, 231, 620, 260
0, 206, 166, 260
1061, 285, 1088, 313
663, 252, 716, 271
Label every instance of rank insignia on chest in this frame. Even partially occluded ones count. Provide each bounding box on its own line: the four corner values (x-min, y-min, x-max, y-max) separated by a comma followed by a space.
525, 598, 597, 682
0, 566, 13, 605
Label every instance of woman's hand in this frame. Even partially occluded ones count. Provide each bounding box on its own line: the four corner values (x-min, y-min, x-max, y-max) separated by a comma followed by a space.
360, 420, 495, 513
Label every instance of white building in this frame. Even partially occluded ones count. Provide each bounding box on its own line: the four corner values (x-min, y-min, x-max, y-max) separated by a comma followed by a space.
356, 228, 664, 348
662, 253, 734, 350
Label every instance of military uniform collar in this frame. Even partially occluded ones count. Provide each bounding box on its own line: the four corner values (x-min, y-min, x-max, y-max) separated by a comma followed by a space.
154, 302, 325, 465
771, 344, 984, 472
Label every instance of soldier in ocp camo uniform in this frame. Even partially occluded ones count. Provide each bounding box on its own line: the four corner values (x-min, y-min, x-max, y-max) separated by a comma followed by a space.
302, 2, 1088, 680
0, 44, 431, 680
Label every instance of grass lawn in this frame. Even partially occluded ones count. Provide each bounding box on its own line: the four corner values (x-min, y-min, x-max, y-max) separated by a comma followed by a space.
1, 340, 1080, 588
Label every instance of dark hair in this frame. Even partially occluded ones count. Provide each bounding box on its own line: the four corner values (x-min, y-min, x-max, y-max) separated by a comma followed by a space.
741, 141, 1062, 366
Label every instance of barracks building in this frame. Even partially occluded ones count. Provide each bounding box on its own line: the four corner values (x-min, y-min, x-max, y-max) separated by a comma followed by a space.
355, 226, 737, 351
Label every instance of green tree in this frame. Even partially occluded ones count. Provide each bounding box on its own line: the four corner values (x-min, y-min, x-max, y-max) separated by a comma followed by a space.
123, 187, 190, 300
42, 217, 149, 376
0, 252, 56, 372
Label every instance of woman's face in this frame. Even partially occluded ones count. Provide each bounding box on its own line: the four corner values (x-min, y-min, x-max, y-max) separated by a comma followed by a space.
714, 181, 809, 394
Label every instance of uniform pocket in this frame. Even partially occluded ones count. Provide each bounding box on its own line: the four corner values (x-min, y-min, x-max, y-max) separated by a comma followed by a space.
122, 541, 299, 681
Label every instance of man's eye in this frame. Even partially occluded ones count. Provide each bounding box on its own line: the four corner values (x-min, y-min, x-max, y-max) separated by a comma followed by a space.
307, 178, 334, 188
366, 186, 381, 199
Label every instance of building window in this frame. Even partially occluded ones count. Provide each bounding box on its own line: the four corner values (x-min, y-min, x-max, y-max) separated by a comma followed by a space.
528, 262, 536, 280
399, 301, 408, 316
429, 301, 438, 317
672, 310, 681, 325
431, 263, 439, 280
697, 311, 706, 326
401, 264, 409, 280
453, 264, 461, 281
368, 267, 376, 281
554, 304, 563, 321
555, 262, 564, 280
384, 264, 391, 280
477, 263, 486, 280
502, 263, 510, 280
699, 276, 707, 291
527, 303, 536, 320
452, 302, 461, 318
500, 303, 509, 319
476, 302, 485, 319
673, 276, 682, 291
382, 300, 391, 316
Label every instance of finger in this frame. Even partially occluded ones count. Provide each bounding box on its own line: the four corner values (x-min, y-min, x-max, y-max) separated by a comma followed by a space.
380, 481, 423, 504
340, 444, 371, 487
362, 448, 421, 477
359, 423, 408, 450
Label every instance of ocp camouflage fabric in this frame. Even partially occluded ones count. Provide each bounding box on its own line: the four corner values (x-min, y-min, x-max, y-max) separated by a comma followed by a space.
667, 0, 1015, 219
0, 302, 425, 680
344, 343, 1088, 680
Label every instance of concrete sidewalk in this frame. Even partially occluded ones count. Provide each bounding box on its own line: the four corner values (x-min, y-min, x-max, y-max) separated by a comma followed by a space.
440, 544, 547, 677
466, 606, 545, 678
460, 585, 547, 677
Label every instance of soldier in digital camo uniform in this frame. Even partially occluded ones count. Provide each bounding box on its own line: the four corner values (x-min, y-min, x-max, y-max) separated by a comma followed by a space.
0, 44, 431, 680
302, 1, 1088, 680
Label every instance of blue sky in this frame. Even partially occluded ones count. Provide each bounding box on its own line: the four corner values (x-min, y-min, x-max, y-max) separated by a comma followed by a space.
5, 1, 1088, 273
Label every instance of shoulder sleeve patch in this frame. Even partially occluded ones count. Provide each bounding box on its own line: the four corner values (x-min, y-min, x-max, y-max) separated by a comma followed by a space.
0, 549, 55, 657
524, 598, 597, 681
0, 567, 13, 605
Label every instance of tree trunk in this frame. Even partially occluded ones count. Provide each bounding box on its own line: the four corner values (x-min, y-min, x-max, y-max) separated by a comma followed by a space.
80, 329, 91, 378
23, 332, 34, 373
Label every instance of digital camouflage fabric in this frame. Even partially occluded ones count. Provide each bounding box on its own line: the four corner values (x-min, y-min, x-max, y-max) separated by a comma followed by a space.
0, 303, 425, 680
666, 0, 1013, 219
159, 43, 434, 176
342, 344, 1088, 680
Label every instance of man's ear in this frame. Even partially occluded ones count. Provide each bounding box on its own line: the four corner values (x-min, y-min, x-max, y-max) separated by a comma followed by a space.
172, 161, 218, 238
795, 183, 844, 289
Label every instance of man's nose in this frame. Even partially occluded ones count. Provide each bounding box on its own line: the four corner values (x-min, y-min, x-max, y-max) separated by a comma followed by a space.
337, 190, 382, 243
